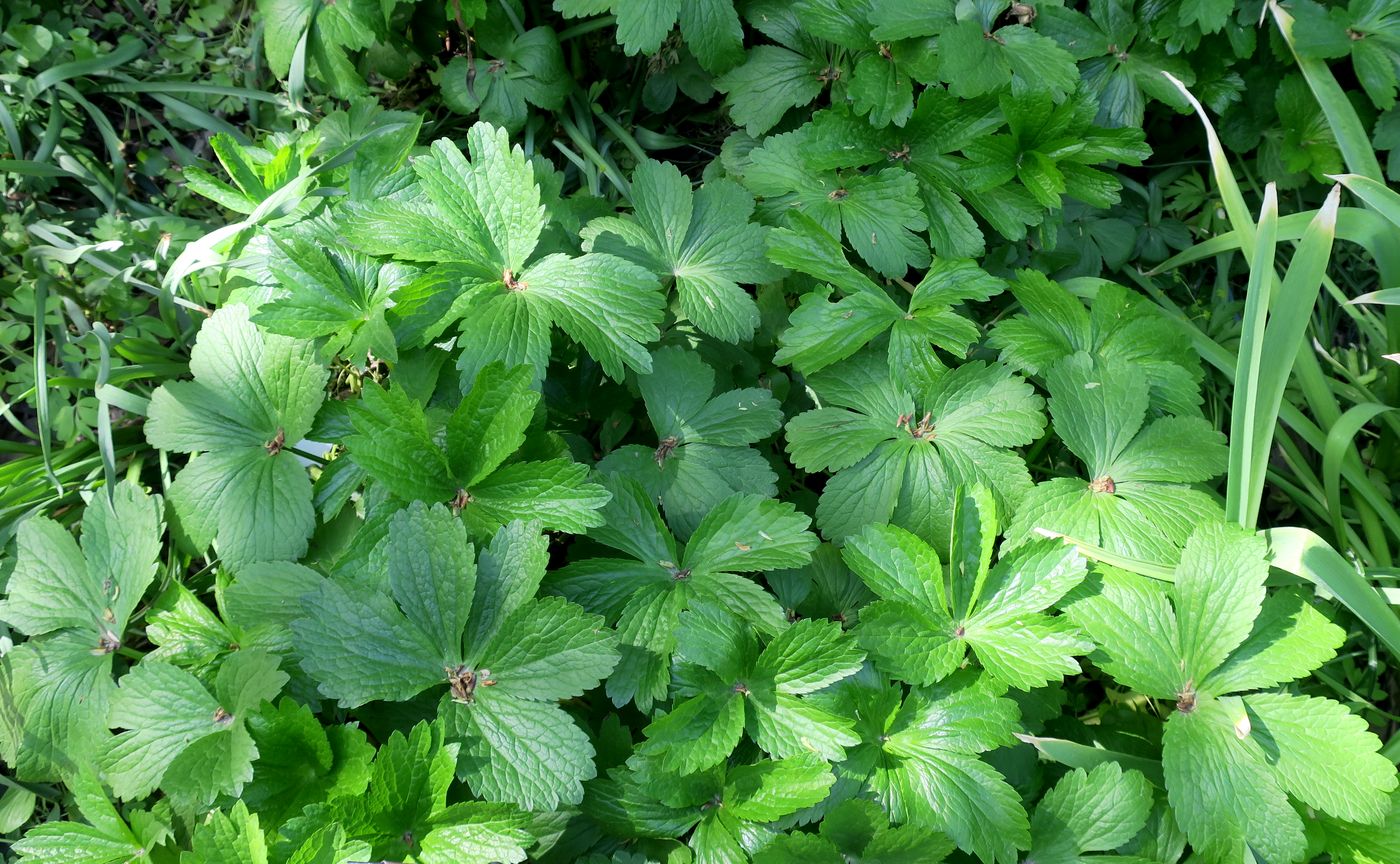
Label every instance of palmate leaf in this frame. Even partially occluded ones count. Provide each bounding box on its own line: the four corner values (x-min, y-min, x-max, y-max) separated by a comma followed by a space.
345, 362, 610, 538
439, 15, 568, 133
291, 507, 619, 809
3, 513, 202, 792
795, 96, 1037, 256
987, 273, 1202, 415
811, 671, 1029, 864
597, 346, 782, 538
582, 159, 778, 342
145, 304, 327, 566
550, 475, 817, 711
742, 130, 930, 278
252, 234, 400, 364
713, 3, 836, 136
1004, 352, 1225, 564
101, 650, 287, 813
635, 604, 863, 772
769, 213, 1005, 379
338, 123, 664, 381
283, 720, 534, 864
786, 351, 1045, 545
845, 486, 1090, 691
1067, 522, 1398, 858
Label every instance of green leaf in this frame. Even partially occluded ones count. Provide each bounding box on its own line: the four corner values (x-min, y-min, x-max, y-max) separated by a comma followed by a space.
584, 160, 775, 342
146, 305, 326, 565
715, 46, 827, 136
242, 700, 374, 827
340, 126, 663, 376
1172, 521, 1267, 687
1243, 692, 1397, 825
789, 352, 1043, 544
1005, 353, 1225, 565
1029, 763, 1153, 862
102, 650, 287, 810
598, 347, 781, 537
723, 753, 836, 822
347, 366, 609, 537
868, 676, 1029, 864
252, 235, 399, 362
295, 509, 617, 809
744, 131, 930, 277
1161, 696, 1305, 864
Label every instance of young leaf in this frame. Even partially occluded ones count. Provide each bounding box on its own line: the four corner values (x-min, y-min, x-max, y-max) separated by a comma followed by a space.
596, 346, 782, 538
987, 274, 1202, 415
635, 604, 863, 771
743, 130, 930, 278
252, 234, 401, 364
145, 304, 327, 566
769, 213, 1005, 377
811, 671, 1029, 864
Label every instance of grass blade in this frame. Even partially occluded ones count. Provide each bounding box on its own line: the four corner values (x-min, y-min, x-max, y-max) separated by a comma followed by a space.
1228, 184, 1279, 528
1264, 526, 1400, 661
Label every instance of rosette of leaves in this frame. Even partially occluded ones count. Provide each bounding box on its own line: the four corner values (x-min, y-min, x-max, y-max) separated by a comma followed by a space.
768, 212, 1005, 379
145, 304, 328, 566
807, 670, 1029, 864
590, 753, 837, 863
291, 506, 619, 810
101, 649, 288, 814
754, 798, 955, 863
338, 122, 664, 382
785, 350, 1045, 545
0, 481, 162, 778
634, 603, 864, 773
740, 128, 929, 279
987, 273, 1203, 415
595, 346, 782, 538
346, 361, 610, 539
1067, 522, 1398, 862
550, 475, 819, 711
581, 159, 778, 342
845, 485, 1091, 691
275, 721, 536, 864
1004, 353, 1226, 564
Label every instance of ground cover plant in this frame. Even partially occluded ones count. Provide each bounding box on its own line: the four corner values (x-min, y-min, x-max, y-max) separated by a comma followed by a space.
5, 0, 1400, 862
